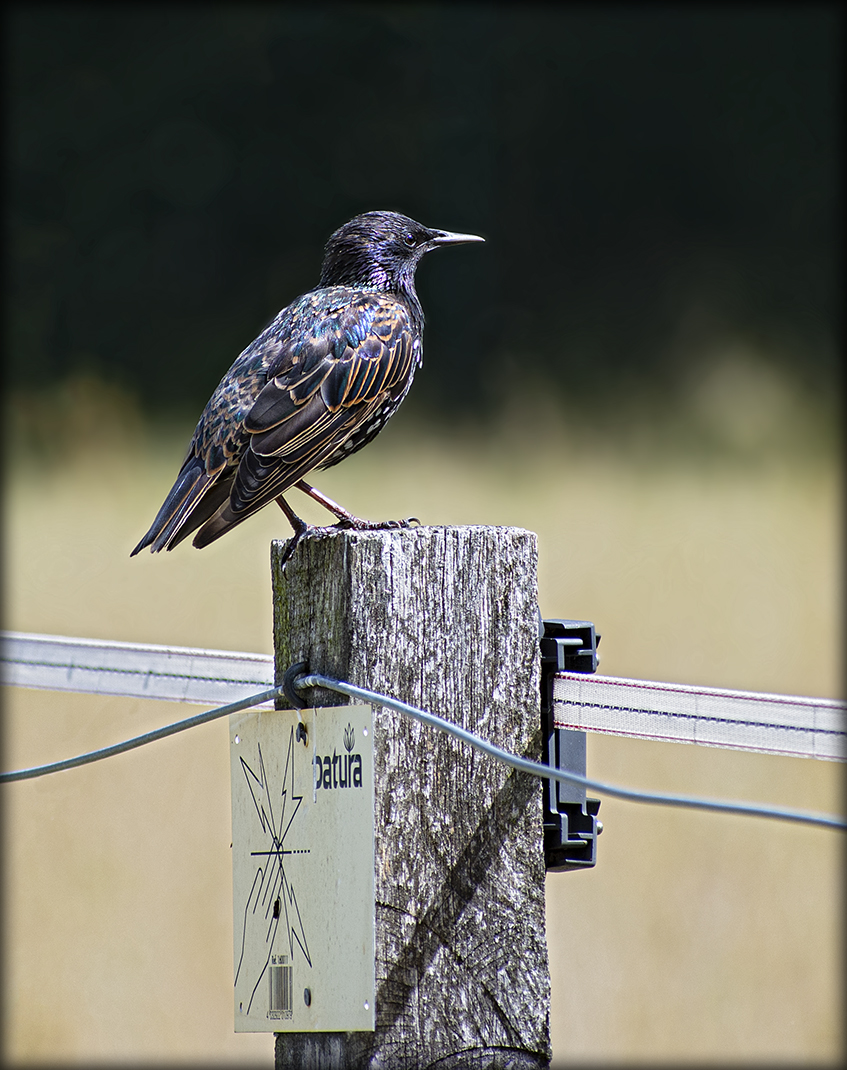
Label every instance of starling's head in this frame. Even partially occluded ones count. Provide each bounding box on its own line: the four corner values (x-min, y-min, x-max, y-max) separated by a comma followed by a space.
319, 211, 484, 292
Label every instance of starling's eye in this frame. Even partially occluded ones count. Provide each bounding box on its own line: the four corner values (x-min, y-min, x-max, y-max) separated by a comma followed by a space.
403, 232, 417, 248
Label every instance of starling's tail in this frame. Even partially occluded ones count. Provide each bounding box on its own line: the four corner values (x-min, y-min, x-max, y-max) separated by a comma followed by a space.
130, 458, 231, 555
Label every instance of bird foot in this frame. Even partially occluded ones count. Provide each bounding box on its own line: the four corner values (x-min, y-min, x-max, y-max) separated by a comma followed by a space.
279, 519, 354, 571
275, 496, 335, 571
277, 518, 422, 570
332, 515, 421, 531
291, 480, 421, 532
276, 495, 421, 571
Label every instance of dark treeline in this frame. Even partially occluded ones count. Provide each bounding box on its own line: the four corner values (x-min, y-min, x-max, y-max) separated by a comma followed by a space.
7, 5, 840, 423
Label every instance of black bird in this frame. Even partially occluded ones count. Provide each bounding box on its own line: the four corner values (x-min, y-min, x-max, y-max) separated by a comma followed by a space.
131, 211, 483, 562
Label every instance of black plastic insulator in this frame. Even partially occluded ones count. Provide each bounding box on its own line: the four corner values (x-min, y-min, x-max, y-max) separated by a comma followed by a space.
282, 660, 309, 710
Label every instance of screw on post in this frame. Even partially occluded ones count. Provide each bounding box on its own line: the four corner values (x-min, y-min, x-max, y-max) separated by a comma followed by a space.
282, 660, 310, 744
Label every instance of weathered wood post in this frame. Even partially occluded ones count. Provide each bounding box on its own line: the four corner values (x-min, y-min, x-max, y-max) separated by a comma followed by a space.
272, 525, 550, 1069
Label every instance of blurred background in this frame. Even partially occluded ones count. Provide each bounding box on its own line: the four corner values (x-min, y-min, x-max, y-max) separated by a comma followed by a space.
4, 4, 841, 1065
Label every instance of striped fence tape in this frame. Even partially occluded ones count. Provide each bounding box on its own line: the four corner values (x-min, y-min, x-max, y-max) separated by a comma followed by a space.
553, 671, 844, 761
2, 631, 843, 760
1, 631, 275, 708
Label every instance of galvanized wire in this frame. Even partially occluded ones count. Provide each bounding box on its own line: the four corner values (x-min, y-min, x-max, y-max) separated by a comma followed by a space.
2, 670, 844, 832
296, 673, 846, 832
0, 685, 287, 783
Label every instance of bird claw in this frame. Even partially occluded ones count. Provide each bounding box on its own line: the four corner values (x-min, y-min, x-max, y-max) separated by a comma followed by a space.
278, 512, 424, 571
280, 524, 344, 570
332, 516, 421, 532
277, 530, 304, 572
278, 519, 340, 571
377, 517, 421, 529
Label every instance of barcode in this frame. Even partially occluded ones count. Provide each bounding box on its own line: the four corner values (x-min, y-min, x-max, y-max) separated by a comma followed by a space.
269, 954, 293, 1019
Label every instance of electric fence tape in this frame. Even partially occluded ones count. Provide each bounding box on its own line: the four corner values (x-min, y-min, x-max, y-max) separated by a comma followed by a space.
2, 631, 844, 829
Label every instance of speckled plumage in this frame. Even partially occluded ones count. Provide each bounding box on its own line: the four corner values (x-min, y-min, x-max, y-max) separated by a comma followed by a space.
131, 211, 483, 555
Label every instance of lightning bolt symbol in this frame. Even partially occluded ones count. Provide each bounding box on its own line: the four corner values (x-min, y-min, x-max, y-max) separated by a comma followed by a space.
235, 728, 312, 1015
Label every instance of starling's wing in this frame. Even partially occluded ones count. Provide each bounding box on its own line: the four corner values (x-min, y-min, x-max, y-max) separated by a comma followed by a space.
129, 334, 284, 556
191, 292, 417, 549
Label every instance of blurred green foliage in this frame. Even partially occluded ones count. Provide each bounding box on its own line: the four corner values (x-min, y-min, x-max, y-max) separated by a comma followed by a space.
6, 5, 840, 425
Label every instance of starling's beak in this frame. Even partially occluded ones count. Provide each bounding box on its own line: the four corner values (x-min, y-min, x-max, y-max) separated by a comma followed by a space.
428, 229, 485, 247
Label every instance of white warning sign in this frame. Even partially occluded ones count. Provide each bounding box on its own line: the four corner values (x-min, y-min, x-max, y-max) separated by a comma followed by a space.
230, 704, 375, 1033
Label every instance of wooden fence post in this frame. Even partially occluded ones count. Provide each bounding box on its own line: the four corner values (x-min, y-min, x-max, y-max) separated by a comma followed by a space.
271, 525, 550, 1069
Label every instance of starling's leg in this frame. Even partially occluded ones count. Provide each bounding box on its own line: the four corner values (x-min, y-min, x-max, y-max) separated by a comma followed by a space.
275, 497, 307, 569
274, 496, 336, 569
276, 494, 308, 533
293, 480, 362, 524
275, 494, 362, 569
294, 479, 420, 528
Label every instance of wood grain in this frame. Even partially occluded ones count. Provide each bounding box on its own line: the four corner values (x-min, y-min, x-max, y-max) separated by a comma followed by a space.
272, 526, 550, 1070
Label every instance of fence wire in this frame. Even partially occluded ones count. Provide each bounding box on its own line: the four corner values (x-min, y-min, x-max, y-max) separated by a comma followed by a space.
2, 669, 843, 831
1, 685, 286, 782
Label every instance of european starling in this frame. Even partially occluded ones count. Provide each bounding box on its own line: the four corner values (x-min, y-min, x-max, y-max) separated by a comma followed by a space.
131, 211, 483, 561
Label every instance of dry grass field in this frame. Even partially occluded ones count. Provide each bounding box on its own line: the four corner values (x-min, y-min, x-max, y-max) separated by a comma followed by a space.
3, 388, 842, 1064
